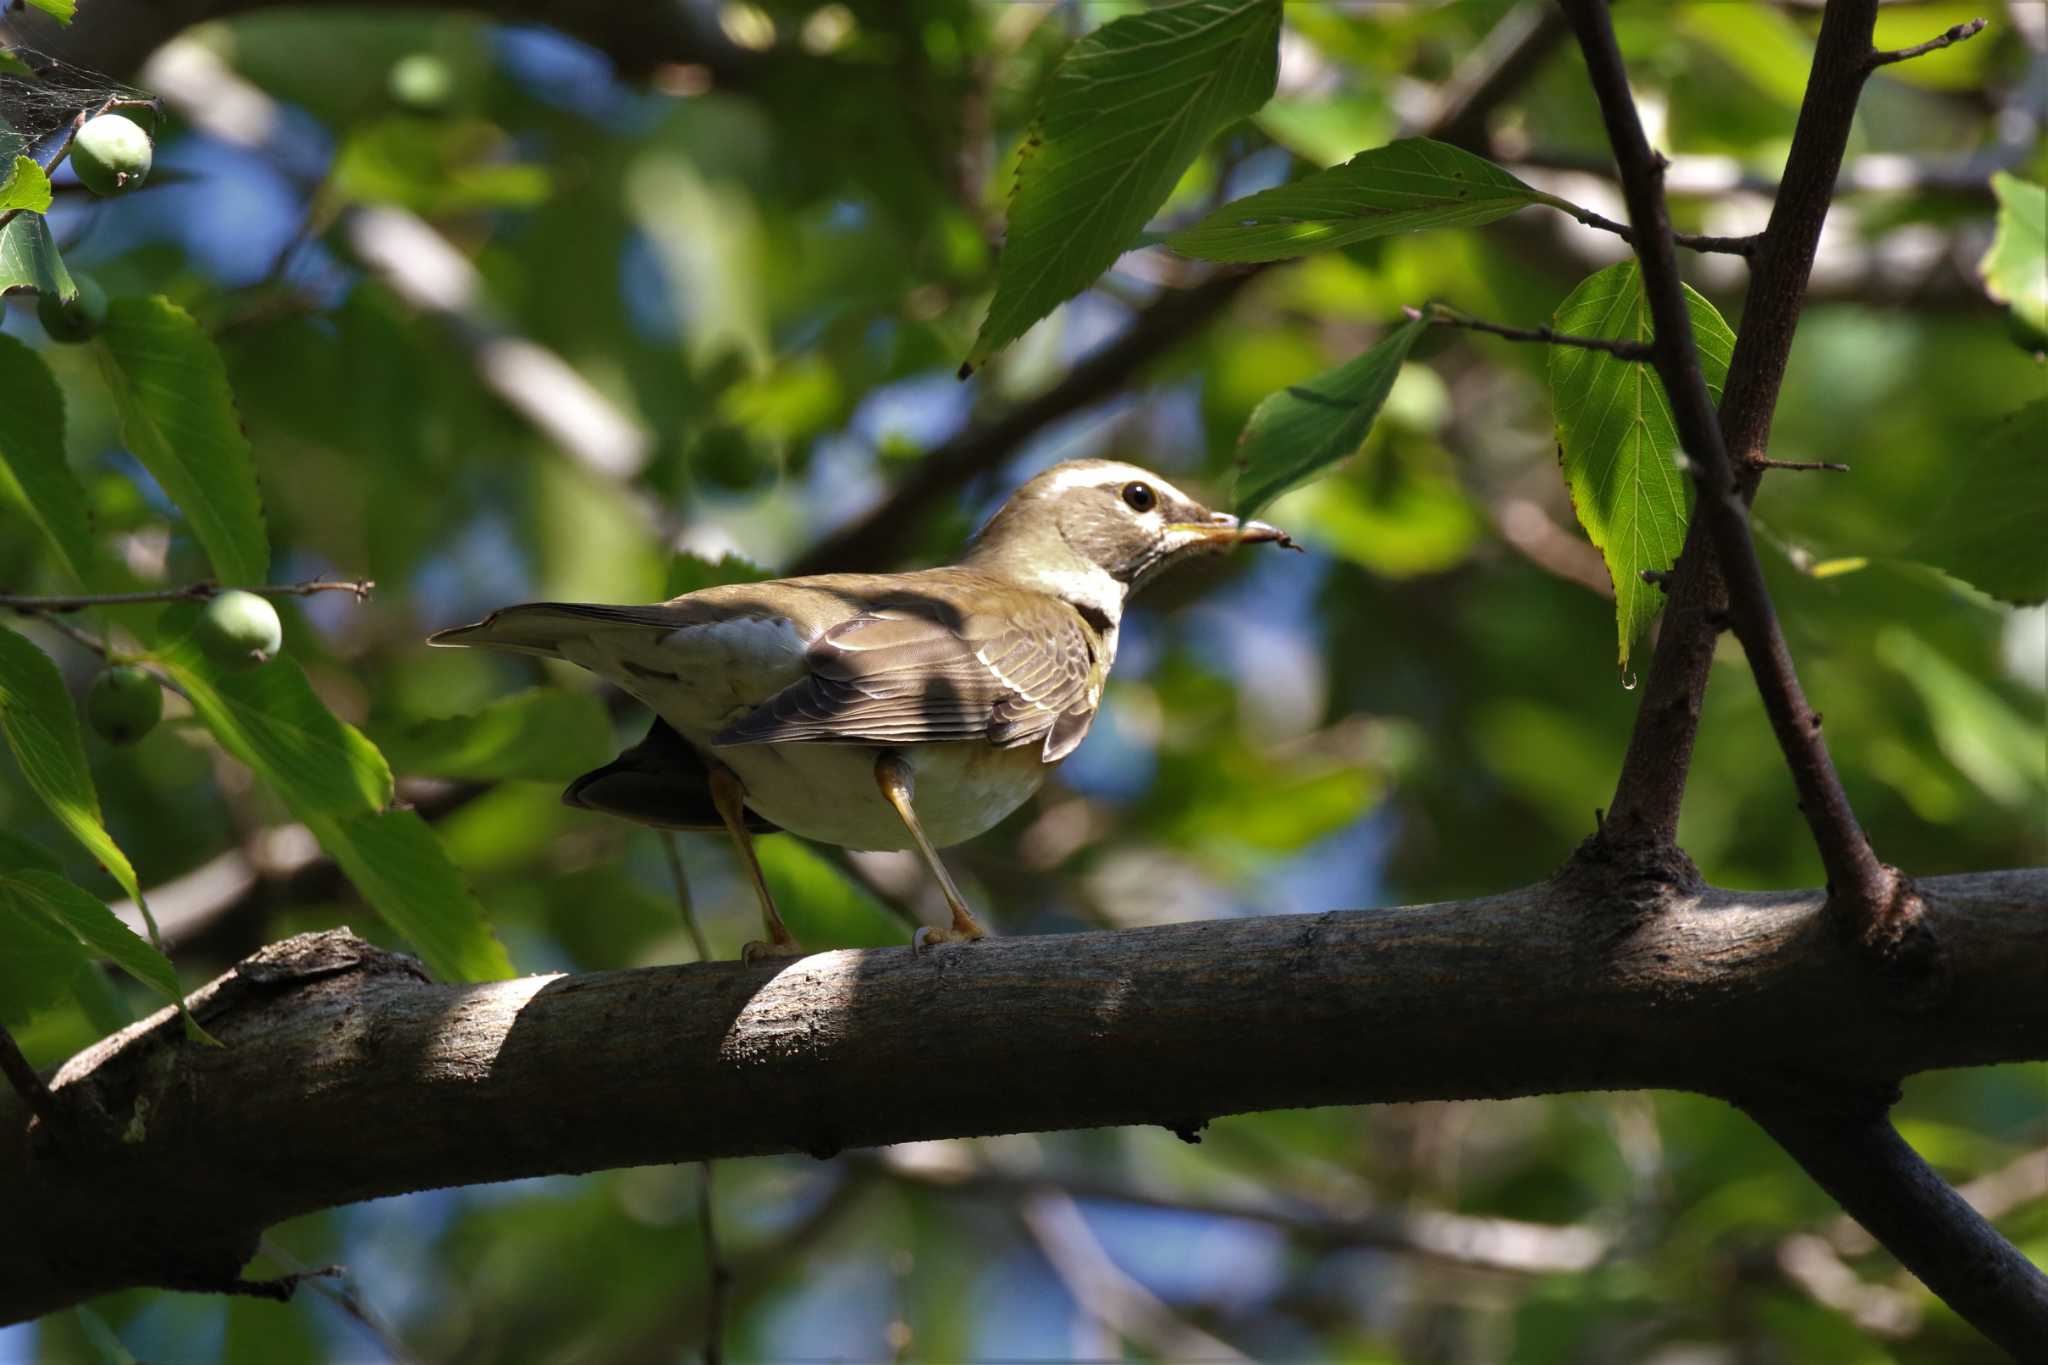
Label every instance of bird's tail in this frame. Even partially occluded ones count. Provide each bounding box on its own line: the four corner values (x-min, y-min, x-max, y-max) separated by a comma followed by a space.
427, 601, 684, 659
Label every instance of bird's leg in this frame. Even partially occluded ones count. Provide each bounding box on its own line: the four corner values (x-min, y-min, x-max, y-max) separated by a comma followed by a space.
708, 763, 804, 962
874, 752, 989, 951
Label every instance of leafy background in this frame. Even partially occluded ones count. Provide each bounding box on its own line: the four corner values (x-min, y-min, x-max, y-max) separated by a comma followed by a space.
1, 0, 2045, 1360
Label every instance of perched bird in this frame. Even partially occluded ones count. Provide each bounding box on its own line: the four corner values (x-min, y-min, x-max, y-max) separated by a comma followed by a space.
429, 459, 1294, 957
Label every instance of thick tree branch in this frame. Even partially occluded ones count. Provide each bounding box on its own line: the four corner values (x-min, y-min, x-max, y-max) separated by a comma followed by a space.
1744, 1098, 2048, 1358
1565, 0, 1895, 935
4, 868, 2044, 1324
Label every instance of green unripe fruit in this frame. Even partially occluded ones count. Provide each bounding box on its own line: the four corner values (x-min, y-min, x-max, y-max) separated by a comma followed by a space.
197, 590, 283, 671
36, 274, 108, 344
87, 666, 163, 745
69, 113, 153, 197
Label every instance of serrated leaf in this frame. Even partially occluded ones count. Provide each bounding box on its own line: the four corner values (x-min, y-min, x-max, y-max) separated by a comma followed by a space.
1549, 262, 1735, 672
1906, 399, 2048, 605
372, 690, 613, 783
0, 210, 76, 299
1232, 314, 1427, 518
152, 603, 390, 818
0, 869, 182, 1005
98, 296, 270, 587
0, 625, 146, 908
307, 807, 512, 982
23, 0, 77, 22
151, 607, 507, 981
1170, 138, 1556, 263
0, 335, 99, 587
0, 155, 52, 213
965, 0, 1281, 371
1980, 173, 2047, 345
665, 551, 771, 600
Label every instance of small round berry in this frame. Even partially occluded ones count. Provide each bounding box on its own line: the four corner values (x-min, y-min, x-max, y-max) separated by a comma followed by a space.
69, 113, 154, 197
36, 275, 108, 344
86, 666, 163, 745
197, 590, 284, 671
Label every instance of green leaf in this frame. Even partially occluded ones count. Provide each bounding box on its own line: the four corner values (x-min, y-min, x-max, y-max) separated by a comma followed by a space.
98, 296, 270, 587
22, 0, 77, 22
372, 690, 614, 784
152, 604, 391, 818
1905, 399, 2048, 605
0, 155, 52, 213
0, 869, 183, 1005
152, 607, 508, 982
0, 335, 99, 587
306, 807, 512, 982
1549, 262, 1735, 672
665, 550, 771, 600
1170, 138, 1555, 263
0, 896, 85, 1025
1980, 173, 2047, 346
1231, 314, 1427, 518
0, 625, 146, 907
964, 0, 1281, 371
0, 210, 77, 299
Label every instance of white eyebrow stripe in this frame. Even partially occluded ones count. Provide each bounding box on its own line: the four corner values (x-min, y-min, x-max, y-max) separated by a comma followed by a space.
1041, 463, 1199, 506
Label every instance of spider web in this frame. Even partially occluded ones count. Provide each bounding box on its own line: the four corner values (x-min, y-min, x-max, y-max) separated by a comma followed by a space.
0, 46, 158, 167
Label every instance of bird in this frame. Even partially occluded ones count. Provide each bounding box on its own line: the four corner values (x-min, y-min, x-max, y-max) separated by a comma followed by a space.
428, 458, 1295, 959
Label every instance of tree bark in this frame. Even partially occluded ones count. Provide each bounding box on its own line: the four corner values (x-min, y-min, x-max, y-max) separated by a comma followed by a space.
4, 867, 2045, 1324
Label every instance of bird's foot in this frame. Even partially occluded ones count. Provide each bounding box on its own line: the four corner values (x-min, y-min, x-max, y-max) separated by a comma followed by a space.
912, 922, 989, 954
741, 935, 808, 963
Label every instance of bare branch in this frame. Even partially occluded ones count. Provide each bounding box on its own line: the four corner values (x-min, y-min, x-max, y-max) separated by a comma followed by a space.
1745, 1098, 2048, 1357
1598, 0, 1892, 853
1563, 0, 1898, 934
1407, 303, 1653, 360
4, 869, 2044, 1324
0, 1025, 54, 1130
1757, 458, 1850, 473
0, 578, 374, 614
1552, 201, 1759, 257
1869, 18, 1990, 70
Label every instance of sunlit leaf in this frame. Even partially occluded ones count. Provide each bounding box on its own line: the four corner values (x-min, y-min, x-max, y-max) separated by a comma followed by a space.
0, 210, 76, 299
0, 155, 52, 213
153, 605, 391, 818
964, 0, 1281, 371
372, 690, 614, 783
0, 869, 182, 1006
306, 807, 512, 982
21, 0, 75, 22
1979, 173, 2047, 348
0, 334, 100, 586
1549, 262, 1735, 672
153, 606, 509, 982
1906, 399, 2048, 605
98, 296, 270, 587
1171, 138, 1557, 263
1232, 314, 1427, 518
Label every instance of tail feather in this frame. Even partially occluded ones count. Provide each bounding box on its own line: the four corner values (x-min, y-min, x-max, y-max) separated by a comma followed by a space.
428, 601, 684, 658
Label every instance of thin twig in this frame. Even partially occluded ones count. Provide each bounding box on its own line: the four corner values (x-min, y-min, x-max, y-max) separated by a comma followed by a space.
1407, 303, 1652, 360
0, 578, 374, 613
660, 833, 713, 964
1868, 18, 1989, 70
10, 608, 111, 658
0, 1024, 56, 1129
1559, 202, 1759, 257
1756, 458, 1850, 473
697, 1163, 732, 1365
258, 1237, 421, 1365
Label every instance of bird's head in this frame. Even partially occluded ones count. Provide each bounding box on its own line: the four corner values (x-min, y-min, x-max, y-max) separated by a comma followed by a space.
963, 459, 1293, 625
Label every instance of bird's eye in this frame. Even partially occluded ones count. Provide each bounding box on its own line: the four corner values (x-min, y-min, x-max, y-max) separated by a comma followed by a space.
1121, 482, 1156, 512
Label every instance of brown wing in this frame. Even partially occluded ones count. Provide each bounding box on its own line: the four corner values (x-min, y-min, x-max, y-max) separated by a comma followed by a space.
712, 596, 1103, 761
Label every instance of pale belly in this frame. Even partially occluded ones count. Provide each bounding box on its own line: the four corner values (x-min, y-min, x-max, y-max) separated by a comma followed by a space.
712, 738, 1049, 850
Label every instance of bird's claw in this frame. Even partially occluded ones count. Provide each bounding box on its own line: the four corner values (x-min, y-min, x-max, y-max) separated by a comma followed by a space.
741, 936, 808, 963
912, 923, 989, 954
